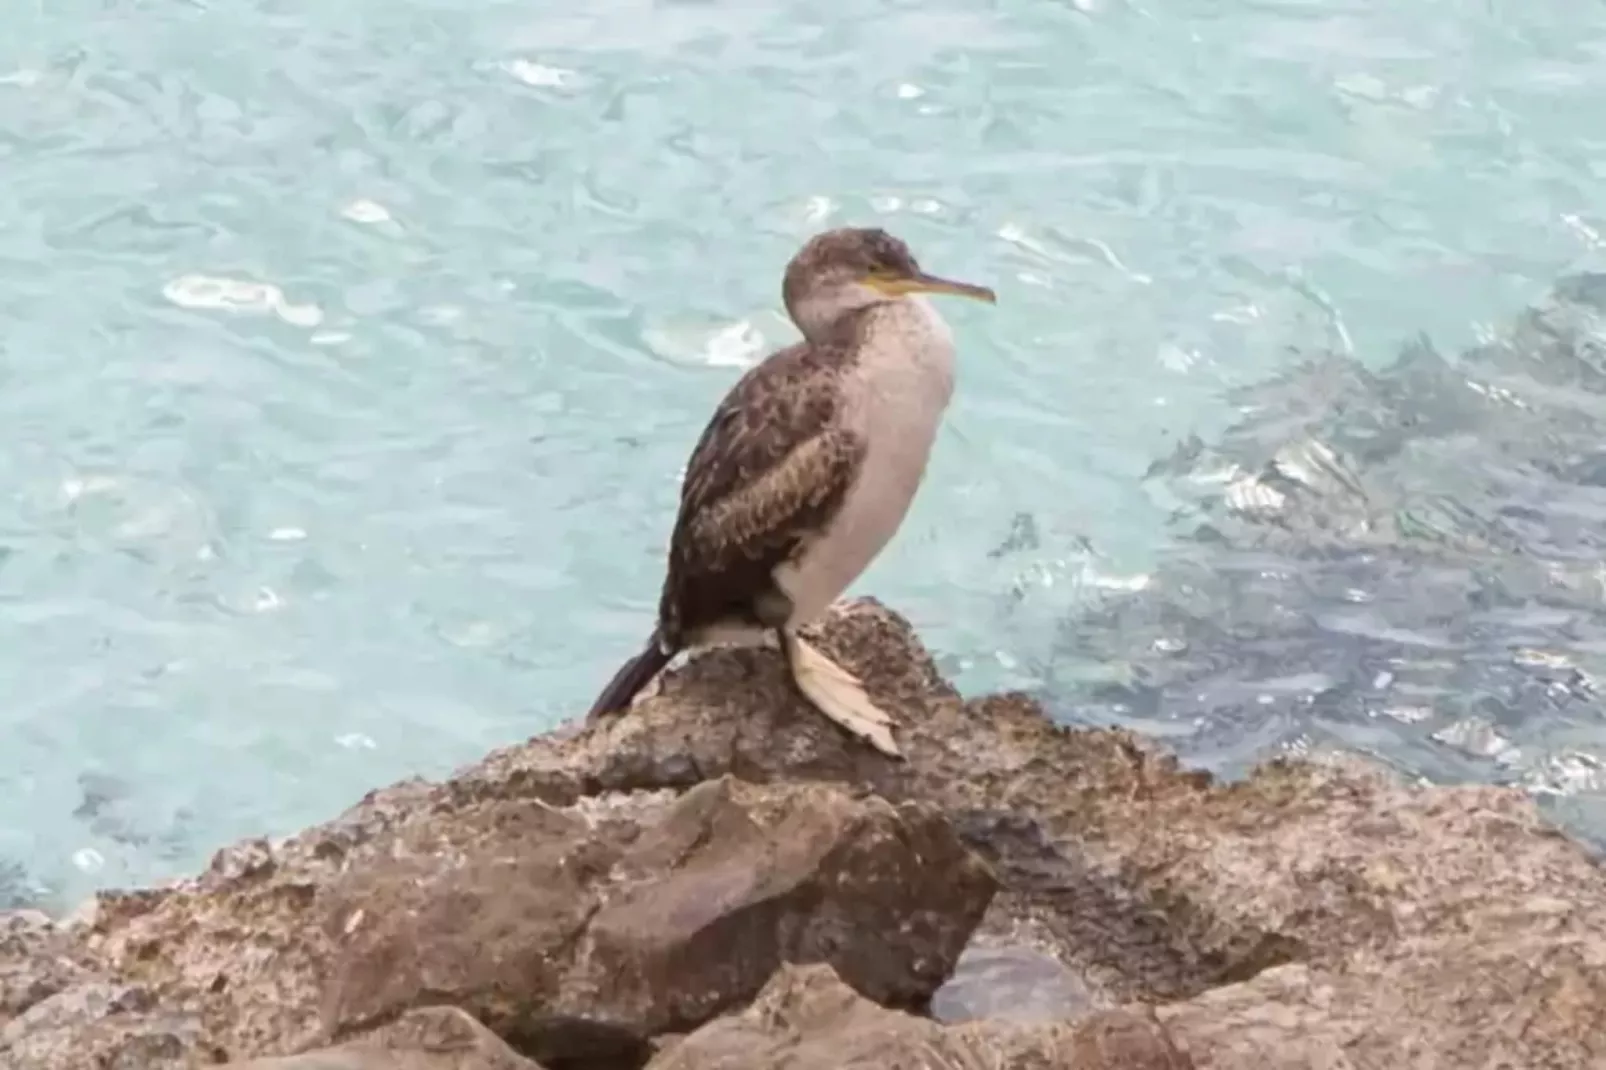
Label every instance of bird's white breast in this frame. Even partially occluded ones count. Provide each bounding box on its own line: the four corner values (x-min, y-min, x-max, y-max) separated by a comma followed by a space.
774, 296, 957, 625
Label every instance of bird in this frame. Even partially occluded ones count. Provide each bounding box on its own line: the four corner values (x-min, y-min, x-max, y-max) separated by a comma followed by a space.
586, 226, 996, 757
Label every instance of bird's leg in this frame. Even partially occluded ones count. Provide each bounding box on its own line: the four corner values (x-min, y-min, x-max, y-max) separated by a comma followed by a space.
752, 586, 901, 757
750, 589, 794, 686
779, 627, 902, 759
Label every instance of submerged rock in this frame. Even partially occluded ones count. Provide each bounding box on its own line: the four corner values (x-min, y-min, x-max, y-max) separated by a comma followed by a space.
1039, 273, 1606, 838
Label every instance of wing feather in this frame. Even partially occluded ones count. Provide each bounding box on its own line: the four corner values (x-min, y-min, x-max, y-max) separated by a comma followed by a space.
659, 339, 865, 641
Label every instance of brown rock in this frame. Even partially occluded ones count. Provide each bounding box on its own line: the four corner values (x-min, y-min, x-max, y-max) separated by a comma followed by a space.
1158, 934, 1606, 1069
484, 600, 1606, 1066
4, 598, 1604, 1069
321, 776, 992, 1065
644, 961, 1191, 1070
1, 909, 94, 1026
2, 908, 202, 1069
6, 770, 990, 1069
227, 1006, 544, 1069
929, 939, 1095, 1024
1, 975, 201, 1070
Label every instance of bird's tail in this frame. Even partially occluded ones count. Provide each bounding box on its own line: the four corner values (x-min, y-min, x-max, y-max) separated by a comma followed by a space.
586, 633, 675, 722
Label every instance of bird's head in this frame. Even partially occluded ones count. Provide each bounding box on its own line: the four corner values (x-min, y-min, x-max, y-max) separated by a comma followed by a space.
781, 226, 996, 341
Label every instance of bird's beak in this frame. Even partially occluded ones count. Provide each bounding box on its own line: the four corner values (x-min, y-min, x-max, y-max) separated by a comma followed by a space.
869, 270, 998, 304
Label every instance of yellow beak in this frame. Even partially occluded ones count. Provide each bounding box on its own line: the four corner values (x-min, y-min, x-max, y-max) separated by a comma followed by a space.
868, 270, 997, 304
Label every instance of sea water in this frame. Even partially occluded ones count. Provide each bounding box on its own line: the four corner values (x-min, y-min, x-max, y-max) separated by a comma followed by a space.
2, 0, 1605, 907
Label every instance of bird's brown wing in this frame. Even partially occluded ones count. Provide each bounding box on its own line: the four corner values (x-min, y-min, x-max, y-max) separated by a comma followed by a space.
658, 339, 866, 643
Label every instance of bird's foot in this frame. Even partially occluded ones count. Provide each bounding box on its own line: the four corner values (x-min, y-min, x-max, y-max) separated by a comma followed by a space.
782, 633, 902, 759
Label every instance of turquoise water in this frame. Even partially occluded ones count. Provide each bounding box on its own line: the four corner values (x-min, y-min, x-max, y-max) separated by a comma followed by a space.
3, 0, 1606, 906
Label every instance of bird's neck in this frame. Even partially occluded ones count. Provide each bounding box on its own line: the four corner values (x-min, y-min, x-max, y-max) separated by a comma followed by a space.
861, 296, 956, 364
798, 295, 948, 344
844, 297, 957, 418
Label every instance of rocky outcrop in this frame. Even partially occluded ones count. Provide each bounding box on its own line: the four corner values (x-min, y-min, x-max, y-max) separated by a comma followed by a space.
2, 758, 991, 1069
3, 599, 1604, 1069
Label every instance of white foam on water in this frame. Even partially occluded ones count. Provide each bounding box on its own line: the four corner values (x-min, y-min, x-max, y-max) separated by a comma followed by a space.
162, 274, 324, 329
340, 198, 392, 225
500, 59, 576, 88
642, 317, 770, 368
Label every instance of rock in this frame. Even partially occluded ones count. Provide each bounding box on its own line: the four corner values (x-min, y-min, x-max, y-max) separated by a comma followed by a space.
2, 600, 1604, 1066
1, 975, 200, 1070
643, 961, 1192, 1070
320, 776, 991, 1065
227, 1006, 544, 1069
1, 909, 96, 1026
1157, 949, 1606, 1069
3, 770, 990, 1069
0, 910, 196, 1070
929, 940, 1095, 1024
481, 600, 1606, 1067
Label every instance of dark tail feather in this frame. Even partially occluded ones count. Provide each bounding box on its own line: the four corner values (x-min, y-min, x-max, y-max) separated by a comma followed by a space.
587, 635, 675, 721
